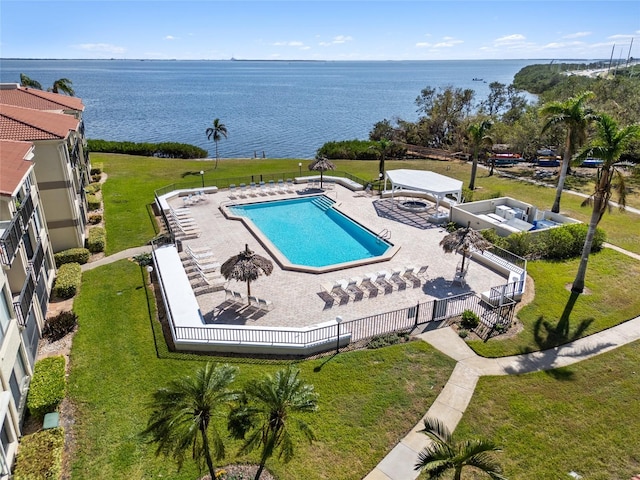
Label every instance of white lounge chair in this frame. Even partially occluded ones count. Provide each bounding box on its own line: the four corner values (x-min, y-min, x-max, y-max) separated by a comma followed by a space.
345, 278, 365, 301
238, 183, 248, 198
228, 184, 237, 199
186, 244, 215, 260
402, 267, 422, 288
359, 276, 379, 298
321, 281, 349, 305
389, 269, 408, 291
373, 271, 394, 295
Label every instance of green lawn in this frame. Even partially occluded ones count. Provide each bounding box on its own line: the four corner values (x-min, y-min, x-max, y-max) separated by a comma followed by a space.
456, 341, 640, 479
468, 248, 640, 357
96, 154, 640, 255
69, 260, 455, 480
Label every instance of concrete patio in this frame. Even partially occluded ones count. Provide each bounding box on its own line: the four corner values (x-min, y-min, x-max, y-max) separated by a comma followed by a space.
166, 183, 507, 329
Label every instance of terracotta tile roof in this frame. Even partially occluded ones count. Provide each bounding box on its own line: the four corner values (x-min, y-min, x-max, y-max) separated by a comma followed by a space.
0, 140, 34, 197
0, 104, 79, 141
0, 84, 84, 112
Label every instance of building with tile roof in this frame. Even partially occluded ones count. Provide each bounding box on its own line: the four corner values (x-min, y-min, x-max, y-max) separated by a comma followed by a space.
1, 91, 91, 252
0, 139, 56, 475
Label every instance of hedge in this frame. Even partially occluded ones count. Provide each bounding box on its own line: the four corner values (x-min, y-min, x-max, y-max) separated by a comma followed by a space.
26, 356, 66, 418
54, 247, 90, 267
86, 193, 101, 211
54, 263, 82, 299
84, 182, 101, 194
317, 139, 407, 160
13, 428, 64, 480
481, 223, 606, 260
87, 139, 208, 159
88, 213, 102, 225
87, 226, 106, 253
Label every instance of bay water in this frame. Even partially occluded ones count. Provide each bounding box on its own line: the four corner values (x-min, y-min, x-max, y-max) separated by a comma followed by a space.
0, 59, 541, 158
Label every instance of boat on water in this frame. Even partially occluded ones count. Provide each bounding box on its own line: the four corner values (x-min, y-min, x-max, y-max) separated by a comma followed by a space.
472, 77, 484, 81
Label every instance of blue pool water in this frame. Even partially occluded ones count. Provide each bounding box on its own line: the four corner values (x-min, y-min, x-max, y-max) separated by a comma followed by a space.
229, 196, 391, 267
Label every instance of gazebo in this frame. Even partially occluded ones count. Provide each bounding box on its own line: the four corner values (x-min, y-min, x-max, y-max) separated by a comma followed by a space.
383, 169, 463, 210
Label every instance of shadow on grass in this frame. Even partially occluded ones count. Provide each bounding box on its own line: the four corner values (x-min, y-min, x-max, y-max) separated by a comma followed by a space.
504, 292, 614, 379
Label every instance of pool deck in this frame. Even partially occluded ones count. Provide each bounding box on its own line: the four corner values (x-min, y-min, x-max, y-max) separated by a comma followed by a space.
167, 185, 506, 329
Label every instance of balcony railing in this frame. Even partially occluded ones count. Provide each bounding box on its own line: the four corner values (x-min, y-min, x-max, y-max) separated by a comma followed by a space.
13, 274, 35, 327
0, 217, 21, 265
0, 194, 35, 265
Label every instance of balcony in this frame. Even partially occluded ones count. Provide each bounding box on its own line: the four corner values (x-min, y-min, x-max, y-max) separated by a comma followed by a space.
13, 274, 35, 328
0, 195, 34, 266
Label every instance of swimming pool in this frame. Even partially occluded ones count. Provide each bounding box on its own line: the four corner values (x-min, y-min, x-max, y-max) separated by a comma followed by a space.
227, 196, 396, 273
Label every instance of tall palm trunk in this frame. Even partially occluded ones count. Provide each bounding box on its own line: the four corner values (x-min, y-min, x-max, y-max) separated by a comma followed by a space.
200, 423, 218, 479
552, 133, 572, 213
572, 170, 609, 293
468, 145, 479, 190
215, 142, 219, 169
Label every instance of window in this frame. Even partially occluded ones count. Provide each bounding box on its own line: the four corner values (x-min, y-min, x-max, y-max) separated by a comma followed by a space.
0, 287, 12, 345
8, 353, 28, 415
0, 392, 14, 476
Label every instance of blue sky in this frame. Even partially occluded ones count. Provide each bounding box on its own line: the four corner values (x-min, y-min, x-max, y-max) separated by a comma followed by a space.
1, 1, 638, 60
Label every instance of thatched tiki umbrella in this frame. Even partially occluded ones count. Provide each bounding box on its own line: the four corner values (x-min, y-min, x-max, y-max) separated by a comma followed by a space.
439, 222, 492, 274
308, 156, 336, 189
221, 244, 274, 302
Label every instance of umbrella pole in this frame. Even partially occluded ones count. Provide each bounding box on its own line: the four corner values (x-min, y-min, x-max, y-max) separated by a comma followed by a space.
246, 279, 251, 302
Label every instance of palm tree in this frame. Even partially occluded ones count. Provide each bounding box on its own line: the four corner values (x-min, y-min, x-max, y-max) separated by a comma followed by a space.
467, 119, 493, 190
570, 114, 640, 293
439, 222, 492, 274
371, 138, 393, 178
308, 156, 335, 189
141, 363, 238, 479
19, 73, 42, 90
540, 91, 599, 213
227, 367, 319, 480
48, 78, 75, 96
414, 417, 507, 480
220, 244, 273, 302
205, 118, 228, 169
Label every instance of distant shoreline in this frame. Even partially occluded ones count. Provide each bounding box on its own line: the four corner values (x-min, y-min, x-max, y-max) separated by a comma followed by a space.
1, 57, 606, 63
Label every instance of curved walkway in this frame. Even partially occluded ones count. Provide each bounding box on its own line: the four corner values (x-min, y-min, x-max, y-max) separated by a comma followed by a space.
87, 245, 640, 479
365, 316, 640, 480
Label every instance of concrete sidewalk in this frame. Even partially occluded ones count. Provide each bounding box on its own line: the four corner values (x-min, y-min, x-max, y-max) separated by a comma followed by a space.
81, 246, 152, 272
364, 315, 640, 480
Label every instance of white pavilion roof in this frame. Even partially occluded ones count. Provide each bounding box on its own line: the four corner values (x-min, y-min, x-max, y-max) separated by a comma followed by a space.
385, 169, 463, 196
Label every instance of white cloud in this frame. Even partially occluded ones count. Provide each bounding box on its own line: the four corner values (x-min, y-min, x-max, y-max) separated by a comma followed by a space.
434, 38, 463, 48
165, 35, 177, 41
494, 34, 526, 45
319, 35, 353, 47
73, 43, 126, 54
608, 33, 636, 40
563, 31, 591, 39
273, 41, 305, 47
416, 36, 462, 49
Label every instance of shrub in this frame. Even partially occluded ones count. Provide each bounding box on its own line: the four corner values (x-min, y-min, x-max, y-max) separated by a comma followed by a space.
504, 231, 532, 258
43, 311, 78, 342
366, 331, 410, 349
133, 252, 152, 267
54, 247, 90, 267
84, 182, 101, 194
88, 213, 102, 225
481, 228, 508, 250
54, 263, 82, 299
460, 310, 480, 329
91, 174, 102, 183
86, 193, 101, 211
87, 227, 106, 253
13, 428, 64, 480
458, 328, 469, 339
26, 356, 66, 418
316, 139, 406, 160
90, 166, 102, 175
87, 139, 207, 159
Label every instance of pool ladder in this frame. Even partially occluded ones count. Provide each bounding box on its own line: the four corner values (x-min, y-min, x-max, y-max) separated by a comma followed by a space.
376, 228, 391, 242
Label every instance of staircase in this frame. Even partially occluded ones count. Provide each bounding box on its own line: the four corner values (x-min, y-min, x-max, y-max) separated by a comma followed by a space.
311, 196, 334, 211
